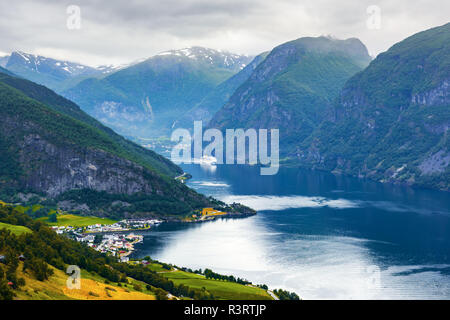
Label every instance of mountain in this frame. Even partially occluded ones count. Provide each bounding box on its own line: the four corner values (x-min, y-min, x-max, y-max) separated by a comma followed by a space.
298, 23, 450, 191
0, 69, 217, 217
209, 36, 371, 155
0, 66, 15, 77
0, 55, 8, 68
62, 47, 253, 138
174, 51, 269, 129
3, 51, 126, 93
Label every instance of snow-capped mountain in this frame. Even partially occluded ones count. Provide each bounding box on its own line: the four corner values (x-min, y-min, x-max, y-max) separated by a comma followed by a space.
63, 47, 253, 138
4, 51, 103, 92
7, 51, 98, 77
95, 64, 126, 74
155, 47, 252, 72
2, 51, 135, 92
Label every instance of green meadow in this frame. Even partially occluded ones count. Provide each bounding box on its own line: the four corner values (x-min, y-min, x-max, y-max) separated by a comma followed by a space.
158, 268, 272, 300
38, 214, 117, 227
0, 222, 32, 235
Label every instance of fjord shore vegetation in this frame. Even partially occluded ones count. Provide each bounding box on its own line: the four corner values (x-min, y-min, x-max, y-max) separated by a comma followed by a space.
0, 204, 296, 300
0, 204, 225, 300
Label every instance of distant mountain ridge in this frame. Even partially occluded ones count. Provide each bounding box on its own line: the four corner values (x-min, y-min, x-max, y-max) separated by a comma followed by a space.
62, 47, 253, 138
3, 51, 125, 93
155, 47, 251, 73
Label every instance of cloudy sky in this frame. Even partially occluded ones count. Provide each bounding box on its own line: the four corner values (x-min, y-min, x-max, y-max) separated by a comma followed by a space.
0, 0, 448, 66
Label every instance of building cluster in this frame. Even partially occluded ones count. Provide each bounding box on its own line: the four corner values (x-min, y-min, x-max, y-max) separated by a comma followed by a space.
78, 233, 143, 262
51, 219, 162, 262
52, 218, 162, 235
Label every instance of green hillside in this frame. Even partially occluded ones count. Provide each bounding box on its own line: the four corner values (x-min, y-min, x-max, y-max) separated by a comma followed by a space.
209, 36, 371, 156
0, 70, 215, 218
0, 71, 181, 177
0, 205, 287, 300
0, 222, 32, 235
159, 269, 272, 300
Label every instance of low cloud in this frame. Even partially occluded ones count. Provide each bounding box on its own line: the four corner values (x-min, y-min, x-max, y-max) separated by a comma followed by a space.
0, 0, 448, 65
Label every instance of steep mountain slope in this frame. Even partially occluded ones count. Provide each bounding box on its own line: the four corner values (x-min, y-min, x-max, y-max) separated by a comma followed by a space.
0, 66, 15, 77
298, 23, 450, 190
0, 71, 179, 177
63, 47, 253, 137
209, 36, 371, 155
174, 52, 269, 129
0, 70, 214, 217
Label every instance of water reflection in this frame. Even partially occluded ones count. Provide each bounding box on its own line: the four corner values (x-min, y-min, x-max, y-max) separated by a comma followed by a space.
133, 164, 450, 299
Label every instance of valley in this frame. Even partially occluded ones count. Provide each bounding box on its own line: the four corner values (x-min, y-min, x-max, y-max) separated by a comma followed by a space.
0, 15, 448, 302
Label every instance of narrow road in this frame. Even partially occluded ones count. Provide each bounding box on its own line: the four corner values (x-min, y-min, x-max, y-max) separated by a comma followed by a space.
157, 267, 178, 273
268, 290, 279, 300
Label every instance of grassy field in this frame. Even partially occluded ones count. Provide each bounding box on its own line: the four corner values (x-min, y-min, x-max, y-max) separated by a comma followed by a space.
13, 263, 156, 300
143, 262, 173, 273
38, 214, 117, 227
0, 222, 32, 235
157, 268, 272, 300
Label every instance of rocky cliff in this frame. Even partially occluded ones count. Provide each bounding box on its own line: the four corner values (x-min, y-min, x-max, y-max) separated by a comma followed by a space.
298, 23, 450, 191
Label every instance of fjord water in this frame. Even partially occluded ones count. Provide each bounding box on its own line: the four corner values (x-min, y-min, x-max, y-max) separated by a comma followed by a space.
134, 164, 450, 299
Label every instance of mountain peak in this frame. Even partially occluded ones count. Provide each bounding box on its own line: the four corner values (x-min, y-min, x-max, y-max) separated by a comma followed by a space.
154, 46, 253, 71
279, 36, 372, 68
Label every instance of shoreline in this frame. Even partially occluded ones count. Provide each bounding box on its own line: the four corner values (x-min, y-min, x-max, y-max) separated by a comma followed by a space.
163, 211, 257, 224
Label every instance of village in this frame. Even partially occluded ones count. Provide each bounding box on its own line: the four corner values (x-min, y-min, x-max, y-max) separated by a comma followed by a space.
52, 218, 162, 235
80, 233, 143, 262
51, 218, 162, 261
49, 210, 232, 261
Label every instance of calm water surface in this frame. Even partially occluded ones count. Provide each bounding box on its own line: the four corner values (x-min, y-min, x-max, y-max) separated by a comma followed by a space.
133, 164, 450, 299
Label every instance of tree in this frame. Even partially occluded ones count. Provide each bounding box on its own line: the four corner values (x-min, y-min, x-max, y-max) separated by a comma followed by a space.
48, 213, 57, 223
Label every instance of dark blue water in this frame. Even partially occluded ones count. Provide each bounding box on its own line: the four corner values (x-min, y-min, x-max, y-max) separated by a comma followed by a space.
134, 164, 450, 299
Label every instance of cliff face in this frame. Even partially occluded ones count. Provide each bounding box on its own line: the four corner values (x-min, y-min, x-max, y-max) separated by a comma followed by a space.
298, 23, 450, 191
19, 134, 159, 197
